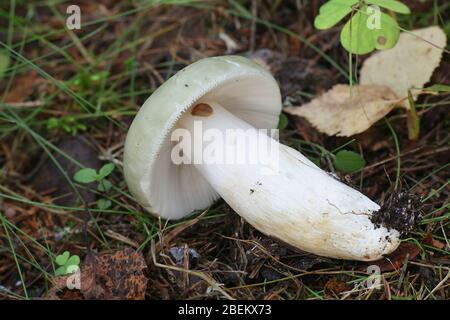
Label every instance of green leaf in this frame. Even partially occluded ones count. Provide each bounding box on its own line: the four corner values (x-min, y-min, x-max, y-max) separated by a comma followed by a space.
371, 12, 400, 51
334, 150, 366, 173
55, 266, 68, 276
423, 84, 450, 92
67, 255, 80, 267
74, 168, 98, 183
340, 11, 375, 54
55, 251, 69, 266
77, 124, 87, 131
46, 118, 59, 129
314, 6, 353, 30
97, 198, 112, 210
98, 163, 115, 179
66, 264, 80, 274
365, 0, 411, 14
62, 124, 71, 133
0, 51, 10, 79
90, 71, 109, 83
320, 0, 358, 14
278, 113, 288, 130
98, 179, 112, 192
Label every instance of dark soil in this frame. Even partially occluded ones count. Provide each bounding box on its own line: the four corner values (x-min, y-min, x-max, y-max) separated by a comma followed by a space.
371, 192, 423, 235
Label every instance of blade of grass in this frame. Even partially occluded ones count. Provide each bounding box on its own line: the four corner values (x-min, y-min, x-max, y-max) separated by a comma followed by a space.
385, 118, 401, 190
0, 213, 29, 299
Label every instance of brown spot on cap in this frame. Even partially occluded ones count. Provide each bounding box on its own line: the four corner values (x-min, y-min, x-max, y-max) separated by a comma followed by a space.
191, 103, 213, 117
377, 36, 386, 45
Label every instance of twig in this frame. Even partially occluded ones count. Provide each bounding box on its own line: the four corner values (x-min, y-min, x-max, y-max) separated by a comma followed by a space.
2, 101, 44, 108
424, 270, 450, 300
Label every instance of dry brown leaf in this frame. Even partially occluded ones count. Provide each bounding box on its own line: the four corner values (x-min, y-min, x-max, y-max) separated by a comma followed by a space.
324, 279, 350, 298
284, 84, 400, 137
81, 247, 148, 300
423, 234, 446, 250
360, 26, 447, 100
4, 70, 40, 103
44, 247, 148, 300
372, 243, 421, 272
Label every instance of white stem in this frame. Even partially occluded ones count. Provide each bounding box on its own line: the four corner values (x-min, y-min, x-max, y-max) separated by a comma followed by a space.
178, 102, 399, 261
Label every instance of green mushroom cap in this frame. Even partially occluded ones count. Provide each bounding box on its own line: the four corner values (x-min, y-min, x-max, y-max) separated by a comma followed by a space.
124, 55, 282, 219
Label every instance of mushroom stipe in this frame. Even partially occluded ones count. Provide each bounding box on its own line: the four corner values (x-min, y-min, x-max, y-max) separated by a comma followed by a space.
124, 55, 413, 261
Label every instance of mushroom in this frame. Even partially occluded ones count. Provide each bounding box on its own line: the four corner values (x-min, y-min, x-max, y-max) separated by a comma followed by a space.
124, 56, 400, 261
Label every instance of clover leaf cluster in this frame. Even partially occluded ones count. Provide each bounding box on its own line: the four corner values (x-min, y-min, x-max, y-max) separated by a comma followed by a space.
314, 0, 410, 54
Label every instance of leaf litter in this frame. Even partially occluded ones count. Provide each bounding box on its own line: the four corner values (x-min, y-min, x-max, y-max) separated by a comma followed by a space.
360, 26, 447, 100
285, 26, 446, 137
284, 84, 401, 136
46, 247, 148, 300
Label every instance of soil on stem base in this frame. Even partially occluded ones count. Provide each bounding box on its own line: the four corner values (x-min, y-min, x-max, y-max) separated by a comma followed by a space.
371, 192, 423, 235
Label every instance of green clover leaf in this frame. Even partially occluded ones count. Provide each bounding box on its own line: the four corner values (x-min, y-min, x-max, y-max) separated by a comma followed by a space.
55, 251, 70, 266
97, 179, 112, 192
319, 0, 358, 14
340, 9, 400, 54
315, 6, 353, 30
98, 163, 115, 179
334, 150, 366, 173
54, 252, 80, 276
74, 168, 98, 183
315, 0, 358, 29
55, 266, 68, 276
366, 0, 411, 14
97, 198, 112, 210
67, 255, 80, 267
371, 12, 400, 51
340, 11, 374, 55
315, 0, 409, 55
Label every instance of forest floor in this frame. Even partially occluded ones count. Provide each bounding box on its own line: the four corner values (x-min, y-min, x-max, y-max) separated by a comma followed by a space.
0, 0, 449, 300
